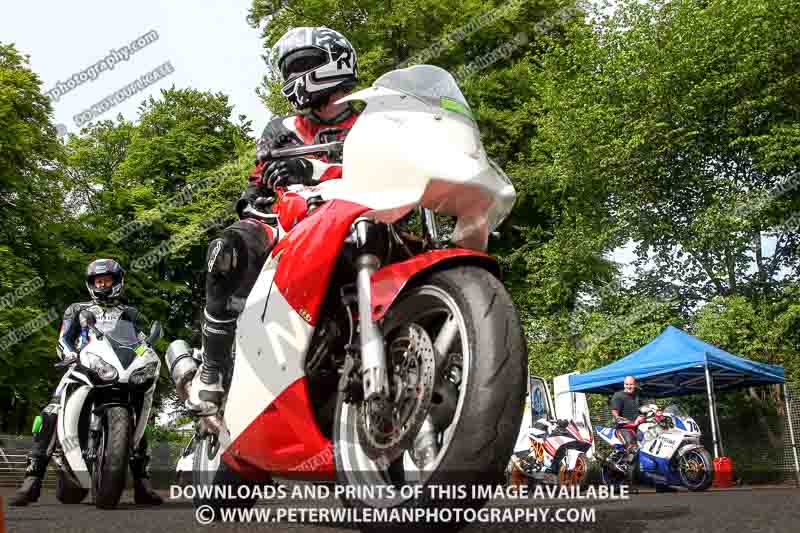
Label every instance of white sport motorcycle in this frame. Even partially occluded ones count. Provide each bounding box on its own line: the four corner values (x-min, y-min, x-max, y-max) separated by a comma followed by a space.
52, 311, 162, 508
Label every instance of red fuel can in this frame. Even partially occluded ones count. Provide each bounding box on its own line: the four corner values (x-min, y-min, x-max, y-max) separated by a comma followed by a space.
712, 456, 735, 488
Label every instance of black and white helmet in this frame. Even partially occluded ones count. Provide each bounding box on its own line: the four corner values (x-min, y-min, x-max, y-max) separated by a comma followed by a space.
86, 258, 125, 303
267, 27, 358, 110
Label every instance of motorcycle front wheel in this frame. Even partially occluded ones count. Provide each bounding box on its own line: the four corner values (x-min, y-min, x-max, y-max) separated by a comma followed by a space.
334, 266, 527, 531
559, 453, 589, 487
92, 406, 130, 509
600, 464, 626, 486
678, 447, 713, 491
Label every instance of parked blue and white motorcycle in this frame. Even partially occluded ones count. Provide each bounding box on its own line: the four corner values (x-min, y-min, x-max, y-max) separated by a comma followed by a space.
595, 403, 714, 491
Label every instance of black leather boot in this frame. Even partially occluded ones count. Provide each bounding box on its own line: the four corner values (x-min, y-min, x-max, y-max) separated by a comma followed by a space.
10, 458, 46, 506
130, 451, 163, 505
185, 312, 235, 415
133, 478, 163, 505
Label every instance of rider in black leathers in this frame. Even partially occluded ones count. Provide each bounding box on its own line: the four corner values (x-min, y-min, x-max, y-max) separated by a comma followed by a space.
185, 27, 360, 416
10, 259, 163, 506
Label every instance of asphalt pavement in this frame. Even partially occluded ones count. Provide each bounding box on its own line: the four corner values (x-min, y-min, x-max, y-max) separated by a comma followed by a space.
3, 485, 799, 533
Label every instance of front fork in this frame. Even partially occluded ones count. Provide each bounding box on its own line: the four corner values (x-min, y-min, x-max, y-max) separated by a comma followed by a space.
354, 252, 389, 401
351, 208, 445, 401
351, 216, 441, 465
85, 409, 101, 472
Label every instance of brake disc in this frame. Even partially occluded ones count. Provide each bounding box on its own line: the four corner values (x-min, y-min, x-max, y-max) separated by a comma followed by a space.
356, 323, 436, 464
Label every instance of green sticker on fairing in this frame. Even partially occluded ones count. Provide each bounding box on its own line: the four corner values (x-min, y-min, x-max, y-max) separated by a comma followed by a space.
32, 415, 42, 434
440, 96, 475, 121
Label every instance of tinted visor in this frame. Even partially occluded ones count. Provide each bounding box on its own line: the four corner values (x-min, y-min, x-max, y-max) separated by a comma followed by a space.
281, 48, 327, 81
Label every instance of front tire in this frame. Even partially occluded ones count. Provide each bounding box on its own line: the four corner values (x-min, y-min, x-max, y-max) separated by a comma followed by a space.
600, 464, 626, 486
559, 453, 589, 488
92, 406, 130, 509
334, 266, 527, 530
678, 447, 713, 491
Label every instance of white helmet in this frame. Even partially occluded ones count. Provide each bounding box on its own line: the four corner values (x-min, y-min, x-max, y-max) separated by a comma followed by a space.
267, 27, 358, 110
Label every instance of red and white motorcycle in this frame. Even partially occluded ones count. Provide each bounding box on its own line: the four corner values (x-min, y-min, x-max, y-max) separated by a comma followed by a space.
166, 65, 527, 521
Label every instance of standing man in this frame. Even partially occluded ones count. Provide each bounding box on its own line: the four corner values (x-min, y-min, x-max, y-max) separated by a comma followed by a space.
610, 375, 644, 466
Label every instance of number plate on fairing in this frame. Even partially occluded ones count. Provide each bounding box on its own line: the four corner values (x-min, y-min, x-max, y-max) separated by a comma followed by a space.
645, 431, 681, 459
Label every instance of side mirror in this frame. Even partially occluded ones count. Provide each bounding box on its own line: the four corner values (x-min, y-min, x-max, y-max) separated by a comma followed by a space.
147, 322, 163, 345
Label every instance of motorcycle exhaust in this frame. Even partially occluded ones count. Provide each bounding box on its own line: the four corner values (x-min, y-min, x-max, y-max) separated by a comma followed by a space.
166, 339, 199, 401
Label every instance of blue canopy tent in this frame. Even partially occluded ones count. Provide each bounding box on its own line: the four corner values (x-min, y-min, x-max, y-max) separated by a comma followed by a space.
567, 326, 799, 482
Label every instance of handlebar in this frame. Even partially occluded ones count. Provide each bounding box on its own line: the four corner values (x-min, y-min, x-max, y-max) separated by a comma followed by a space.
240, 205, 279, 225
265, 141, 344, 162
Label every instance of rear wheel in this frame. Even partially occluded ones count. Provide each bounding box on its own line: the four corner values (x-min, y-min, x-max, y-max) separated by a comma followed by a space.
678, 448, 713, 491
92, 406, 130, 509
334, 266, 527, 531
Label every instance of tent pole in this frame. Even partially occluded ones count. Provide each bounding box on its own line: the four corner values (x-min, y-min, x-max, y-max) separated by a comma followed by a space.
705, 364, 720, 459
711, 379, 725, 456
783, 384, 800, 487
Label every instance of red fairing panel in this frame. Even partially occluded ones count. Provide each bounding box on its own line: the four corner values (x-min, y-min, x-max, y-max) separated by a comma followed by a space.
276, 191, 310, 230
273, 200, 369, 326
223, 377, 336, 480
370, 249, 498, 321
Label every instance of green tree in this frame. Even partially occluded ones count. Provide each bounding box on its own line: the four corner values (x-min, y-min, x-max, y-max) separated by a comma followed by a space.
0, 42, 73, 429
534, 0, 800, 307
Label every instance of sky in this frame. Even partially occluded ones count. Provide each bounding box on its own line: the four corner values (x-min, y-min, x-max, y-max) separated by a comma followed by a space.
1, 0, 271, 138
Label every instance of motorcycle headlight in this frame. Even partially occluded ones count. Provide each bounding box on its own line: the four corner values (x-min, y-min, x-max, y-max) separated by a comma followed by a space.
85, 352, 118, 382
130, 362, 158, 385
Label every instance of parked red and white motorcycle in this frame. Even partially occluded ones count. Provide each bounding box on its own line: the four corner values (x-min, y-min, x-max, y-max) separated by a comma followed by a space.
166, 65, 527, 522
509, 417, 593, 488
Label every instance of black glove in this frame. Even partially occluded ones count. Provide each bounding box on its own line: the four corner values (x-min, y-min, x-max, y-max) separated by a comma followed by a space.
263, 159, 315, 190
55, 353, 78, 368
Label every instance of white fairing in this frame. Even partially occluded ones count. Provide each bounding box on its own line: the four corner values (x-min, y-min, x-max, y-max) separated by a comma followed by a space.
641, 428, 684, 459
565, 448, 583, 470
58, 383, 92, 488
321, 65, 516, 251
596, 427, 624, 447
78, 333, 161, 388
223, 253, 314, 444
